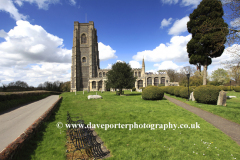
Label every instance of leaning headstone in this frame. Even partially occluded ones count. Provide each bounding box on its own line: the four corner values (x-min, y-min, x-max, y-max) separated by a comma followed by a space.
88, 95, 103, 99
217, 90, 227, 106
189, 92, 195, 101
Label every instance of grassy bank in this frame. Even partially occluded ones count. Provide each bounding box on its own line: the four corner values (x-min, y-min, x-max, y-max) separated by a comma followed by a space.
16, 91, 240, 159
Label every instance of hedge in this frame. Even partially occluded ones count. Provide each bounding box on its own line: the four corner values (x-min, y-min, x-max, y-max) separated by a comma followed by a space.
142, 86, 164, 100
194, 85, 221, 104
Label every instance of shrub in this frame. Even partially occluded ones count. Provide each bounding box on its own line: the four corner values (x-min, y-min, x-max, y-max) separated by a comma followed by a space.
194, 85, 221, 104
227, 86, 233, 91
217, 86, 228, 91
142, 86, 164, 100
132, 87, 136, 91
234, 86, 240, 92
158, 84, 165, 87
174, 86, 185, 97
168, 86, 177, 95
139, 87, 145, 91
190, 86, 197, 89
159, 86, 167, 93
179, 87, 194, 99
163, 86, 170, 93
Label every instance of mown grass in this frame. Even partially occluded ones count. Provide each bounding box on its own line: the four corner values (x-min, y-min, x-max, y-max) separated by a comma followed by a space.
16, 91, 240, 160
165, 91, 240, 125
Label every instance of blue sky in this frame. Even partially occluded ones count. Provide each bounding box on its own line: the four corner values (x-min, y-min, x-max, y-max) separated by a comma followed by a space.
0, 0, 238, 87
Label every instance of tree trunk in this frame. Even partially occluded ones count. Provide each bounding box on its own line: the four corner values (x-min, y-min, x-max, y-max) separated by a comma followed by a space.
203, 62, 208, 85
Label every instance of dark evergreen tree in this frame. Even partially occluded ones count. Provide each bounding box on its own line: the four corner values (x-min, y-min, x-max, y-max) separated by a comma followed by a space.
187, 0, 229, 85
106, 62, 136, 95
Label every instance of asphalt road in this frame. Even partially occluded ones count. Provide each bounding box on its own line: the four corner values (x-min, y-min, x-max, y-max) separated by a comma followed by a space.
0, 95, 60, 152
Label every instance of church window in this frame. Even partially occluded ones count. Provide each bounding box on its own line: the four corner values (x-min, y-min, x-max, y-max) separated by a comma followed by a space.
92, 81, 96, 89
138, 80, 143, 88
99, 72, 102, 77
147, 77, 152, 86
138, 72, 141, 77
135, 72, 137, 77
154, 78, 159, 86
103, 72, 105, 77
81, 34, 87, 44
82, 57, 86, 62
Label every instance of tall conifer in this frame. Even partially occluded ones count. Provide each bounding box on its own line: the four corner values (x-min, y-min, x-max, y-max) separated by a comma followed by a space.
187, 0, 228, 85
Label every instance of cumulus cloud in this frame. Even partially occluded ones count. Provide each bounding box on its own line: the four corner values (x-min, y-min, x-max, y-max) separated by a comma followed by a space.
181, 0, 201, 8
132, 34, 192, 63
160, 18, 173, 29
129, 61, 141, 68
168, 16, 189, 35
0, 20, 72, 86
154, 61, 183, 70
98, 42, 117, 61
161, 0, 178, 5
106, 64, 112, 69
0, 29, 8, 38
0, 0, 27, 20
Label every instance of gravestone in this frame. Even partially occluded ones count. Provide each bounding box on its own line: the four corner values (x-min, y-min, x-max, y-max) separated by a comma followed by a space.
83, 90, 84, 94
217, 90, 227, 106
88, 95, 103, 99
131, 89, 132, 92
189, 92, 195, 101
101, 90, 103, 93
227, 96, 236, 99
96, 92, 97, 95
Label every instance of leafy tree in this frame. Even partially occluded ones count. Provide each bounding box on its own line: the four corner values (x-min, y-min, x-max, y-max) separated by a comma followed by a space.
228, 66, 240, 85
106, 62, 136, 94
187, 0, 229, 85
211, 68, 230, 85
60, 81, 70, 92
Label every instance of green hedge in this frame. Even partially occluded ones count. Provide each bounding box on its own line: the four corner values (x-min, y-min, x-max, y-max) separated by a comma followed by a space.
174, 86, 185, 97
179, 87, 194, 99
132, 87, 136, 91
194, 85, 221, 104
168, 86, 178, 95
142, 86, 164, 100
234, 86, 240, 92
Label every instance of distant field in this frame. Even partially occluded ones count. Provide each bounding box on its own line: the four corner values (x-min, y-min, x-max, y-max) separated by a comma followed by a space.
16, 91, 240, 160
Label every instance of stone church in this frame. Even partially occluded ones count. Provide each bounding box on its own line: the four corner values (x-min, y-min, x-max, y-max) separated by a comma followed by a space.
70, 21, 178, 92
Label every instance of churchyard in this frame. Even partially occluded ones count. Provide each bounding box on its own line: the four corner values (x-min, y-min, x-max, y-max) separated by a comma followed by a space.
165, 90, 240, 125
15, 90, 240, 160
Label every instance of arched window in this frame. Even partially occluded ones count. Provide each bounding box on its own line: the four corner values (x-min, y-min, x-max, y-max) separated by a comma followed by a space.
99, 72, 102, 77
81, 34, 87, 44
135, 72, 137, 77
92, 81, 96, 89
138, 72, 141, 77
103, 72, 105, 77
154, 77, 159, 86
147, 77, 152, 86
82, 57, 86, 62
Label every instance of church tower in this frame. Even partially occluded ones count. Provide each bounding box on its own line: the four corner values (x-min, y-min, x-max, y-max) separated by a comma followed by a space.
71, 21, 100, 92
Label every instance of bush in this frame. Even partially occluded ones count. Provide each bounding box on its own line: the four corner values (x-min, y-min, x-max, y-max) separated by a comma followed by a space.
194, 85, 221, 104
158, 84, 165, 87
227, 86, 233, 91
234, 86, 240, 92
139, 87, 145, 91
132, 87, 136, 91
179, 87, 194, 99
159, 86, 167, 93
217, 86, 228, 91
190, 86, 197, 89
168, 86, 178, 95
142, 86, 164, 100
174, 86, 185, 97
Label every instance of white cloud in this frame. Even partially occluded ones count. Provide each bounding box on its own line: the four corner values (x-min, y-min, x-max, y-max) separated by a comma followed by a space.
0, 29, 8, 38
230, 17, 240, 27
154, 61, 183, 70
106, 64, 112, 69
181, 0, 201, 8
17, 0, 60, 10
168, 16, 189, 35
69, 0, 76, 5
0, 0, 27, 20
132, 34, 192, 62
161, 0, 178, 5
98, 42, 117, 61
129, 61, 141, 68
0, 20, 72, 86
160, 18, 172, 29
116, 60, 124, 63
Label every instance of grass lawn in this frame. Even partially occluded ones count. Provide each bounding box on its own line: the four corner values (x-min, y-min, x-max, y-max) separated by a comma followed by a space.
16, 91, 240, 160
165, 91, 240, 125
